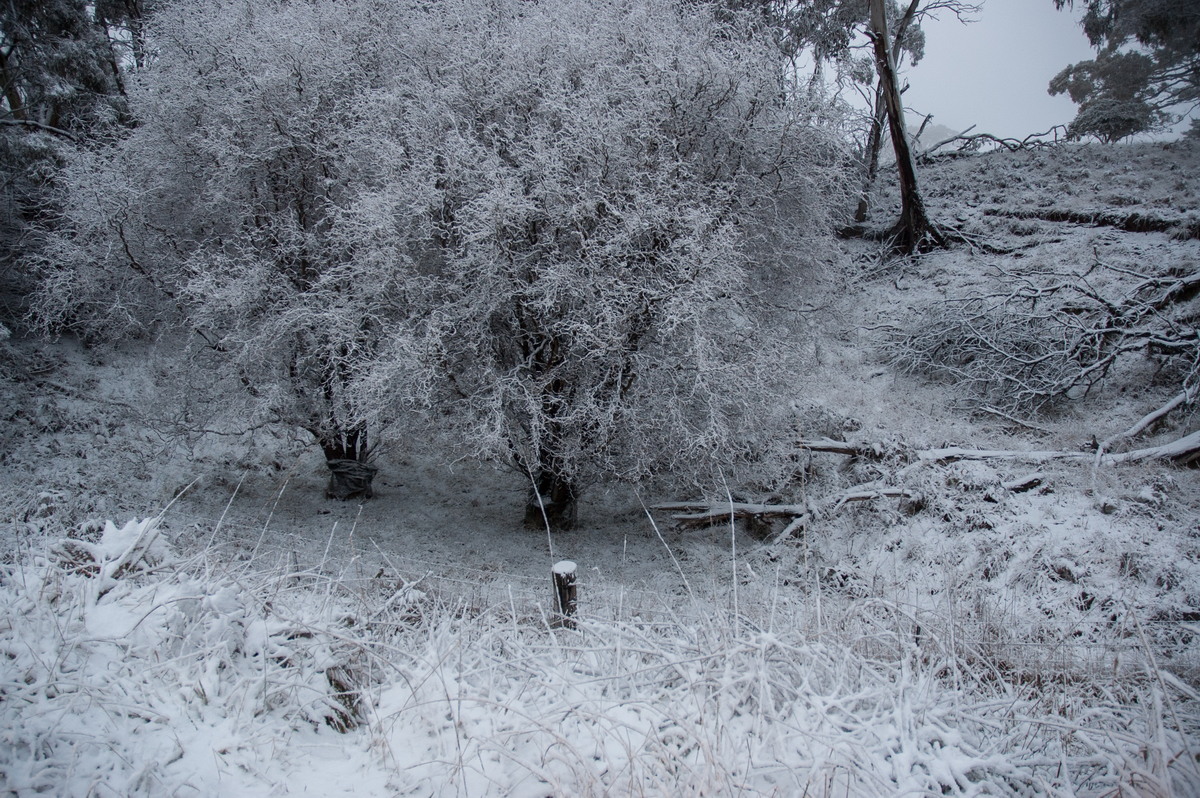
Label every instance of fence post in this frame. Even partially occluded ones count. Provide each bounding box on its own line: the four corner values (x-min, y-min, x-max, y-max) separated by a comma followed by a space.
552, 560, 577, 629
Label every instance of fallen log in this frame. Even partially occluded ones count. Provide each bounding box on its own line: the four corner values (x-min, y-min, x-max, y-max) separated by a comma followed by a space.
797, 438, 895, 459
1106, 430, 1200, 465
919, 447, 1089, 464
1096, 390, 1192, 463
654, 487, 917, 527
830, 487, 917, 512
922, 437, 1200, 466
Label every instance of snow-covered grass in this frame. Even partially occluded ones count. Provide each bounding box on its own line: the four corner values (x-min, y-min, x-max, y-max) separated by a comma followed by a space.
5, 141, 1200, 796
3, 514, 1199, 796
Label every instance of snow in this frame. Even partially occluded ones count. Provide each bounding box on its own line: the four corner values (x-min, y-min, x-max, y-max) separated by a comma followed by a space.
5, 527, 1195, 795
3, 141, 1200, 795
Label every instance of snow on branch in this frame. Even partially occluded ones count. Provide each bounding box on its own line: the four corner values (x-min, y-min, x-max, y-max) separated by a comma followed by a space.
918, 125, 1070, 161
884, 261, 1200, 419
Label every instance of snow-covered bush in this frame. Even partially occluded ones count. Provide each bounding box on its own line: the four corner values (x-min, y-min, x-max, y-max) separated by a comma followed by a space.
30, 0, 849, 522
352, 0, 849, 527
29, 0, 418, 481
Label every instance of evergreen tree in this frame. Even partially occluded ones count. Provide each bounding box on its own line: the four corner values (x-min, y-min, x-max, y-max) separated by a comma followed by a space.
1051, 0, 1199, 140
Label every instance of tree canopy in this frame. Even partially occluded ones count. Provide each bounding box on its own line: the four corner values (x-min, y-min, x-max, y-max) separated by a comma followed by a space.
31, 0, 849, 525
1051, 0, 1200, 140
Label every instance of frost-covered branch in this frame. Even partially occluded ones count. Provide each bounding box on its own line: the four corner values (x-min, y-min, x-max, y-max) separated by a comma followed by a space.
884, 261, 1200, 422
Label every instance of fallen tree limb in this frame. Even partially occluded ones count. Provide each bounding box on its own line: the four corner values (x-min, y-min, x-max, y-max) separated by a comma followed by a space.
830, 487, 917, 512
0, 118, 78, 141
653, 486, 916, 528
797, 438, 897, 459
923, 436, 1200, 466
658, 426, 1199, 539
1096, 390, 1193, 463
918, 125, 1068, 161
920, 447, 1090, 464
1106, 430, 1200, 465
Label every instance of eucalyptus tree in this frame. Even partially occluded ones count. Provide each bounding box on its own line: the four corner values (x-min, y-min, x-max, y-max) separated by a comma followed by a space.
1051, 0, 1199, 141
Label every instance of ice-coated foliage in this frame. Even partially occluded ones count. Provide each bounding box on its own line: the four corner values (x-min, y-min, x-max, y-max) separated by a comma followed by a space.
29, 0, 417, 460
30, 0, 849, 513
354, 0, 849, 512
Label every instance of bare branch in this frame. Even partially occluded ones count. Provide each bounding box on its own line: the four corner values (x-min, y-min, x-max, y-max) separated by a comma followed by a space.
0, 118, 78, 141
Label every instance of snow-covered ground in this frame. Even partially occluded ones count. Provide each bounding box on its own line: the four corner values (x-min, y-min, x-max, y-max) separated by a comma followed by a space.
3, 141, 1200, 795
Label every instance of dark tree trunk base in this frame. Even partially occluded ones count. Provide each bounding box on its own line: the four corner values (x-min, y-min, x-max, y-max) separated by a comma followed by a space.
524, 472, 578, 532
886, 216, 947, 255
325, 459, 378, 501
318, 427, 374, 501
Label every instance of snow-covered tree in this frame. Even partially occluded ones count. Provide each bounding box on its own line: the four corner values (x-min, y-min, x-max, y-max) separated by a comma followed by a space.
29, 0, 419, 496
1, 0, 133, 315
354, 0, 848, 528
31, 0, 848, 520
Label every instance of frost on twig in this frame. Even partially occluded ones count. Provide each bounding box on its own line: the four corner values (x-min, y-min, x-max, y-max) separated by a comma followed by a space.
884, 261, 1200, 424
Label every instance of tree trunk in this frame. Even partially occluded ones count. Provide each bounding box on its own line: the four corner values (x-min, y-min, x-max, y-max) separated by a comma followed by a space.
523, 446, 578, 532
869, 0, 944, 254
854, 81, 887, 224
320, 425, 377, 501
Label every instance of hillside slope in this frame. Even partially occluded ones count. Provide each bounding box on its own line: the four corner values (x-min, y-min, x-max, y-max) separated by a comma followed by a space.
2, 141, 1199, 796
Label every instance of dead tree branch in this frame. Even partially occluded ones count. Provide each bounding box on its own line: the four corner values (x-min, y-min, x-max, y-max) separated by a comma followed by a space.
884, 261, 1200, 418
1096, 389, 1192, 462
797, 438, 898, 460
918, 125, 1070, 162
659, 424, 1197, 540
0, 118, 78, 141
653, 487, 916, 531
1104, 429, 1200, 465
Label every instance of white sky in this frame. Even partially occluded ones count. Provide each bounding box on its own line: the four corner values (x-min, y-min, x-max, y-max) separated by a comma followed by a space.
903, 0, 1095, 138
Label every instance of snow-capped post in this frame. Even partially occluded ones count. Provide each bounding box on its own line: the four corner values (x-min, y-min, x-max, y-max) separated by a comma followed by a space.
552, 560, 577, 629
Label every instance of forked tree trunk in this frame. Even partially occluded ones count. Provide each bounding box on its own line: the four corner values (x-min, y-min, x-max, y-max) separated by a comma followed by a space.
869, 0, 945, 254
320, 425, 377, 501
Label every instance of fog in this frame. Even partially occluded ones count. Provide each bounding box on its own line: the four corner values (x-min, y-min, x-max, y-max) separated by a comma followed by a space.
904, 0, 1094, 139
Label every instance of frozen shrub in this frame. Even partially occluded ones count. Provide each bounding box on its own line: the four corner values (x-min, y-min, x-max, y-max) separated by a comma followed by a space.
31, 0, 850, 523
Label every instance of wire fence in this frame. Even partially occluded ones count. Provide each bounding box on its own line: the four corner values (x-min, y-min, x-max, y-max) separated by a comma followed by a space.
152, 505, 1200, 686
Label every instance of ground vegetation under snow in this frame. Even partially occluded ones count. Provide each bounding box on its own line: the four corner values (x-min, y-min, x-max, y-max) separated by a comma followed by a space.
3, 141, 1200, 795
